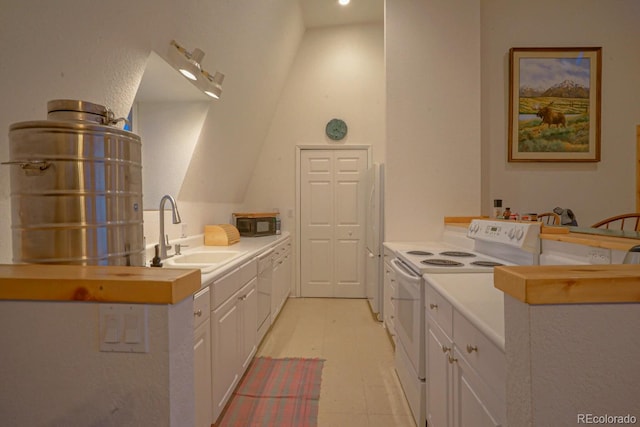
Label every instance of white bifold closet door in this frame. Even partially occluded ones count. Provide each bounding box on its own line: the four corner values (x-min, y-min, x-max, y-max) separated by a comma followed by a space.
300, 149, 367, 298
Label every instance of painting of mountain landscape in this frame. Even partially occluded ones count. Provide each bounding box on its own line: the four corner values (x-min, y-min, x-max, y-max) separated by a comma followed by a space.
508, 47, 601, 162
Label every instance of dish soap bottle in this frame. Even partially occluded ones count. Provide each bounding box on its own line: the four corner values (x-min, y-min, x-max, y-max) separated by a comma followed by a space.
150, 244, 163, 267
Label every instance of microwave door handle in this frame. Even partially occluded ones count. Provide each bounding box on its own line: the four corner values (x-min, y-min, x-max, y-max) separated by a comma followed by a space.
391, 259, 421, 282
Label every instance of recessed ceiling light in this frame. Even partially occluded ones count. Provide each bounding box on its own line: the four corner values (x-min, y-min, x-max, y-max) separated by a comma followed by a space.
338, 0, 350, 5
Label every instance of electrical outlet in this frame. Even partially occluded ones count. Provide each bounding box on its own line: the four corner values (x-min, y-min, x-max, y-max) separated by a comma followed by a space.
587, 248, 610, 264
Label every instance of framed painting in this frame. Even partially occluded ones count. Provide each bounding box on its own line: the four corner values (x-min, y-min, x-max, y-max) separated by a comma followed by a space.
508, 47, 602, 162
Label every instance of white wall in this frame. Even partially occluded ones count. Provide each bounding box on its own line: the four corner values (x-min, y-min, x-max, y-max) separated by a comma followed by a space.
0, 0, 304, 264
242, 23, 385, 237
386, 0, 482, 241
481, 0, 640, 227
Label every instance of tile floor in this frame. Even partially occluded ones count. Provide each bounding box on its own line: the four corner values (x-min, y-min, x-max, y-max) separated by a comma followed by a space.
256, 297, 416, 427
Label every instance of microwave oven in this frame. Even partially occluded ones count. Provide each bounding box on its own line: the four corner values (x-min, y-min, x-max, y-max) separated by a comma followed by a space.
234, 214, 278, 237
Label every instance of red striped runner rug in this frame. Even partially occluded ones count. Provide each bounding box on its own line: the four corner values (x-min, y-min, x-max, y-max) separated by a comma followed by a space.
218, 357, 325, 427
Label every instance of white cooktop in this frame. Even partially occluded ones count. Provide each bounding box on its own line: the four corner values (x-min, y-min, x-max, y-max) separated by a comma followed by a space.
397, 244, 514, 274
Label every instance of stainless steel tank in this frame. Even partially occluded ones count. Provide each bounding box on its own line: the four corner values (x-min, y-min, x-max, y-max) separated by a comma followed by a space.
5, 99, 144, 266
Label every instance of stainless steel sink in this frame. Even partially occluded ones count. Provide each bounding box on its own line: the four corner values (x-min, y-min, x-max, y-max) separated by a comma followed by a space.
164, 249, 246, 273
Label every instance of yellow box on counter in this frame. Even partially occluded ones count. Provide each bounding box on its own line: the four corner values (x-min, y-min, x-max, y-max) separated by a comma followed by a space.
204, 224, 240, 246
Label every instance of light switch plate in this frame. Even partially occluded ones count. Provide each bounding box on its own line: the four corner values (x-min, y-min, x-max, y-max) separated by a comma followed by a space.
99, 304, 149, 353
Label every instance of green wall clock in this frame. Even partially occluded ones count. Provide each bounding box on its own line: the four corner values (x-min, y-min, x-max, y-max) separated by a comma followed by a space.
325, 118, 348, 141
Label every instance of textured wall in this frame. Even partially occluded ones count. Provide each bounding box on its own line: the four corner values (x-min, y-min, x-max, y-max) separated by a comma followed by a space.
0, 299, 193, 426
505, 296, 640, 426
0, 0, 304, 263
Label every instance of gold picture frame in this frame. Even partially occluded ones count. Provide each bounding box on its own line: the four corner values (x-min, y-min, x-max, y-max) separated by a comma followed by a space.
508, 47, 602, 162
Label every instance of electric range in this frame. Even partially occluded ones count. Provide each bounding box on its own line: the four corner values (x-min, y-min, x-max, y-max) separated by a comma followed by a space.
391, 219, 541, 427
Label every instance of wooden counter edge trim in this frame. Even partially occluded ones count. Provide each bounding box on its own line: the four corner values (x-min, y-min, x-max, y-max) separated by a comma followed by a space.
541, 232, 640, 251
494, 265, 640, 305
0, 265, 201, 304
444, 216, 489, 224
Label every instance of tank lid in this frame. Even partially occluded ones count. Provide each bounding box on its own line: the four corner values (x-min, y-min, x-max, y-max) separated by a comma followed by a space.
47, 99, 109, 117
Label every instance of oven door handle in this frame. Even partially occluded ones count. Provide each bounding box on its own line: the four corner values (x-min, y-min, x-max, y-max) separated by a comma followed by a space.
390, 258, 422, 282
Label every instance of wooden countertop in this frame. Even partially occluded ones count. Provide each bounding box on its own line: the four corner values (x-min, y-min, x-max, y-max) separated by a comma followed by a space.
494, 264, 640, 304
539, 228, 640, 251
0, 264, 200, 304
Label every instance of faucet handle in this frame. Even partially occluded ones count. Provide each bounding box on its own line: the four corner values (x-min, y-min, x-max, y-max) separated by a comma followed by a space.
175, 243, 189, 256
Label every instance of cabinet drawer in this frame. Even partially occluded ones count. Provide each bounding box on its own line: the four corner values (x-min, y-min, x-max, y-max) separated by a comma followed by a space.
453, 310, 506, 399
237, 259, 257, 287
274, 239, 291, 263
212, 259, 258, 309
193, 287, 210, 329
426, 285, 453, 338
273, 238, 290, 259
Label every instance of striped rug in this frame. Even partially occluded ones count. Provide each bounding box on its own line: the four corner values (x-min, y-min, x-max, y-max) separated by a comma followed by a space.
218, 357, 325, 427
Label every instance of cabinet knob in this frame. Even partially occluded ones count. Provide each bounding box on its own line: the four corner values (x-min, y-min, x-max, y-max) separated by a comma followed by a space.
429, 303, 438, 310
448, 354, 458, 364
441, 345, 451, 353
238, 294, 248, 301
194, 309, 202, 317
466, 344, 478, 354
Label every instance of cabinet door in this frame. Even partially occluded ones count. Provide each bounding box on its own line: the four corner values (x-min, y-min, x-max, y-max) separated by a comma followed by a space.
383, 261, 396, 342
271, 257, 283, 322
240, 277, 258, 372
281, 250, 291, 302
211, 294, 241, 422
452, 350, 503, 427
426, 322, 453, 427
271, 246, 290, 321
194, 318, 212, 427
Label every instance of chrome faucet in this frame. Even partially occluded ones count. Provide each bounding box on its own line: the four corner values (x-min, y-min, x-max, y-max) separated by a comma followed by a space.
158, 194, 182, 260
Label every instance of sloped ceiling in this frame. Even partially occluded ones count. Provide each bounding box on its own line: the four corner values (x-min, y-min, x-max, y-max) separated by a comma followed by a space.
177, 0, 383, 204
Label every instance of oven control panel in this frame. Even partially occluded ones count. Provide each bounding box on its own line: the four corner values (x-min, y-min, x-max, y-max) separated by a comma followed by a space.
467, 219, 540, 249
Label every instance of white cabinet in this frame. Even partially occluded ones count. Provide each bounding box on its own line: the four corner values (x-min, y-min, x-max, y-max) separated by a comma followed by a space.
240, 278, 258, 372
210, 258, 258, 423
271, 237, 291, 322
193, 286, 212, 427
452, 349, 503, 427
383, 247, 396, 345
426, 320, 453, 427
426, 284, 506, 427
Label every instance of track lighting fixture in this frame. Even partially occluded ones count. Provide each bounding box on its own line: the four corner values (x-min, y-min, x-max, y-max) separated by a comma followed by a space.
168, 40, 224, 99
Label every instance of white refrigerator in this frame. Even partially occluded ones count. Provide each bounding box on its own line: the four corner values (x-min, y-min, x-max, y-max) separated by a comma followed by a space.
365, 163, 384, 320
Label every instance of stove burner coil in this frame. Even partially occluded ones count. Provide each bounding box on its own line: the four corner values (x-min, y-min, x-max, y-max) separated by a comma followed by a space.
421, 259, 464, 267
439, 251, 476, 257
470, 261, 504, 267
407, 250, 434, 256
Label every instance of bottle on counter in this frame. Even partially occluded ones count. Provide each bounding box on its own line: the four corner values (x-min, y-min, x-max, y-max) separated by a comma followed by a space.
502, 207, 511, 220
493, 199, 503, 219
